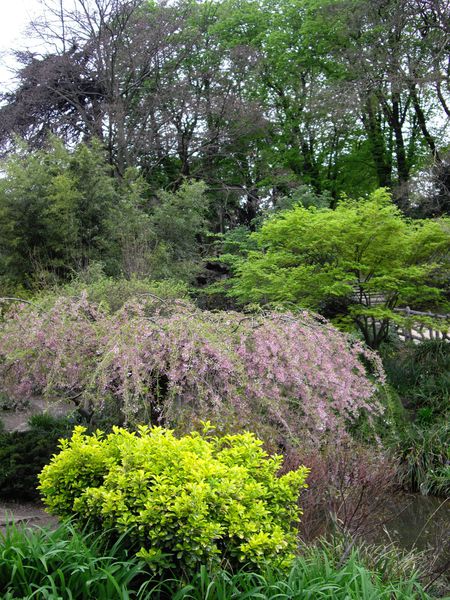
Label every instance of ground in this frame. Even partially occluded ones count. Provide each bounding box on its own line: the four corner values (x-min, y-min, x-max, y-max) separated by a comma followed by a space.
1, 396, 74, 431
0, 501, 58, 533
1, 397, 72, 533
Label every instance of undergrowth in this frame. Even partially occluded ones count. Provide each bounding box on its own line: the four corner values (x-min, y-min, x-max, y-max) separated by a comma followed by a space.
0, 414, 74, 501
0, 523, 434, 600
393, 421, 450, 497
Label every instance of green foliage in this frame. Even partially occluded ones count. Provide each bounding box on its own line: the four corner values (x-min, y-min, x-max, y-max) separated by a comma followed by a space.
148, 181, 210, 282
0, 141, 211, 290
0, 414, 74, 501
0, 522, 145, 599
0, 523, 433, 600
0, 139, 117, 289
392, 421, 450, 497
39, 268, 190, 313
229, 189, 450, 348
39, 426, 309, 575
379, 340, 449, 497
150, 544, 431, 600
275, 186, 332, 212
381, 340, 450, 423
1, 0, 449, 224
110, 179, 210, 283
213, 0, 434, 201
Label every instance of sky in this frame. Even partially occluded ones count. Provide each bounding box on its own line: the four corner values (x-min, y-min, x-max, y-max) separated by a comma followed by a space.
0, 0, 45, 90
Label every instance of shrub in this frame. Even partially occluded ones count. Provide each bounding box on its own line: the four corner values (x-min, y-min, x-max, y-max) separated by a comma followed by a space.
52, 271, 190, 313
0, 297, 385, 444
393, 421, 450, 496
39, 426, 309, 575
281, 442, 397, 542
0, 295, 101, 409
381, 340, 450, 423
0, 414, 74, 501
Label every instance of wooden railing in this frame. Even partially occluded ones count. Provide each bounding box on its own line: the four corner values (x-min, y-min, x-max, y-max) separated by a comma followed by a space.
394, 307, 449, 343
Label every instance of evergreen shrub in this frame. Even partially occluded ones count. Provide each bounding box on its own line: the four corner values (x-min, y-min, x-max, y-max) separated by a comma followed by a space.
39, 425, 309, 575
0, 414, 73, 501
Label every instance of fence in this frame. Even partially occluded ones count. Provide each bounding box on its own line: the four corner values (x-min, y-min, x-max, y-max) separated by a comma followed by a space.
394, 307, 449, 343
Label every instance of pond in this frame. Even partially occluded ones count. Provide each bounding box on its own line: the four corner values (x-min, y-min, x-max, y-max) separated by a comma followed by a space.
374, 493, 449, 552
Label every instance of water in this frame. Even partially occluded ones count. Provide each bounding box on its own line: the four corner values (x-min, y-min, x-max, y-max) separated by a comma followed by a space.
375, 493, 449, 552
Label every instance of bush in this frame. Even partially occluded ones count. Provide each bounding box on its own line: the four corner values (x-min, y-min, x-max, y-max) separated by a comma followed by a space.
281, 442, 397, 542
53, 271, 190, 313
39, 426, 309, 575
381, 340, 450, 423
0, 414, 74, 501
393, 421, 450, 496
0, 297, 385, 444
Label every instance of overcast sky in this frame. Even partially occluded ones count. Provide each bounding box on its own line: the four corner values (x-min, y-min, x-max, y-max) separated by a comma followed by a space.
0, 0, 45, 90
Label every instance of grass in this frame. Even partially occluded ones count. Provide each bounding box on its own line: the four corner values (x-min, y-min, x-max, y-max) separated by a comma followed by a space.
393, 421, 450, 496
147, 553, 431, 600
0, 523, 144, 599
0, 523, 435, 600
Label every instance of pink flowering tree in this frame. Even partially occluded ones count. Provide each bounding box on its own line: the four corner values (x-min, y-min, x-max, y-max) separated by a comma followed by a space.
0, 295, 385, 444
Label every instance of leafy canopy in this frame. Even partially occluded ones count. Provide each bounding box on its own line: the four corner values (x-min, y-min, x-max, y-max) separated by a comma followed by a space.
0, 139, 211, 290
229, 189, 450, 347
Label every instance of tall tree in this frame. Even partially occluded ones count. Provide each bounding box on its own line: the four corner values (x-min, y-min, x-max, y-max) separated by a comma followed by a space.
0, 1, 190, 173
308, 0, 449, 208
0, 0, 448, 227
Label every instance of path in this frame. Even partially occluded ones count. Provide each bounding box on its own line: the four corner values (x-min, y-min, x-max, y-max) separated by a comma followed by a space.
0, 501, 58, 533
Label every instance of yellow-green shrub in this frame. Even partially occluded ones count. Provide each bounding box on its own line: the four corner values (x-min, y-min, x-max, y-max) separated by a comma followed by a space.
39, 426, 309, 574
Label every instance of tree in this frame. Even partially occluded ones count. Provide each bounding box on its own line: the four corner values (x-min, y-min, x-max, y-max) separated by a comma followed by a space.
0, 139, 118, 288
229, 188, 450, 348
110, 178, 212, 282
1, 0, 448, 227
0, 138, 213, 290
0, 0, 186, 173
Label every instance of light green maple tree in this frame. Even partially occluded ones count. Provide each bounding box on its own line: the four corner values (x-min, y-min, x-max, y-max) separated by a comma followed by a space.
230, 189, 450, 348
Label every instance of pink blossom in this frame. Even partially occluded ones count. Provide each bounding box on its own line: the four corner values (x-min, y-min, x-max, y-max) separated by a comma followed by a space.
0, 299, 384, 442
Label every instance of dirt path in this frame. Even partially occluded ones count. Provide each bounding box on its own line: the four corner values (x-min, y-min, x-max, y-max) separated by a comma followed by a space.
1, 397, 74, 432
0, 501, 59, 533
